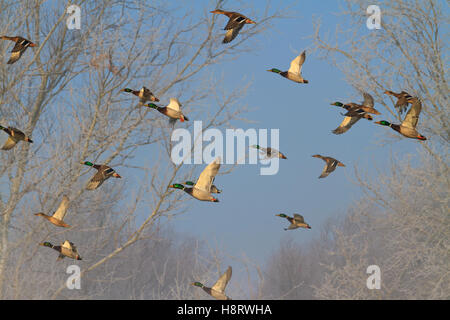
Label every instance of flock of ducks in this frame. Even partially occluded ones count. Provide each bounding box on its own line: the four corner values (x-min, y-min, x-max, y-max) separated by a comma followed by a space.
0, 8, 428, 300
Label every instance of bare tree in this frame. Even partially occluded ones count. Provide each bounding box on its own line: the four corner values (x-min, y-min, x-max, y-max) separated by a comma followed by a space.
262, 0, 448, 300
0, 0, 284, 299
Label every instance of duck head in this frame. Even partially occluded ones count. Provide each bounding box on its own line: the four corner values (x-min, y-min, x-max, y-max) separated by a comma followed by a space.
169, 183, 185, 190
191, 281, 204, 288
374, 120, 392, 127
40, 242, 53, 248
146, 103, 159, 109
266, 68, 282, 74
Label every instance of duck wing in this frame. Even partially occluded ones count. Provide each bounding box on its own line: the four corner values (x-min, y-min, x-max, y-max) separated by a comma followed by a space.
194, 157, 221, 193
167, 98, 181, 111
86, 167, 108, 190
362, 92, 374, 108
52, 195, 69, 221
288, 51, 306, 76
211, 266, 232, 293
401, 98, 422, 129
1, 136, 18, 150
332, 116, 361, 135
223, 25, 244, 43
293, 214, 305, 223
7, 38, 32, 64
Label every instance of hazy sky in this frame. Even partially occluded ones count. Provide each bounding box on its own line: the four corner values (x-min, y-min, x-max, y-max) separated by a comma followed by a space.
123, 0, 425, 269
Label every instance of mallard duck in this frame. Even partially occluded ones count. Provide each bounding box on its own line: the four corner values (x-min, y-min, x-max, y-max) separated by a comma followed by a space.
0, 125, 33, 150
384, 90, 412, 114
191, 266, 232, 300
40, 240, 82, 261
1, 36, 37, 64
81, 161, 121, 190
170, 157, 221, 202
330, 102, 373, 134
251, 145, 287, 159
34, 195, 71, 228
267, 50, 309, 84
122, 86, 159, 104
210, 9, 256, 43
276, 213, 311, 230
184, 181, 221, 194
312, 154, 345, 178
146, 98, 189, 123
338, 93, 380, 115
375, 97, 427, 140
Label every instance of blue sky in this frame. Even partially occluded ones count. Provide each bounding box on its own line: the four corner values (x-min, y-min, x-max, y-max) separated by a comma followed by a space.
125, 0, 425, 268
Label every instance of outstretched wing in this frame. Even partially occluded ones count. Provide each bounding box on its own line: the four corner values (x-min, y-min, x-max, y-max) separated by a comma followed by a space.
7, 51, 23, 64
288, 51, 306, 76
86, 170, 106, 190
318, 157, 338, 179
62, 240, 73, 250
1, 137, 18, 150
195, 157, 221, 192
167, 98, 181, 111
319, 163, 332, 178
52, 195, 69, 221
402, 98, 422, 129
293, 214, 305, 223
211, 266, 232, 293
332, 116, 361, 135
223, 24, 244, 43
362, 92, 374, 108
7, 38, 31, 64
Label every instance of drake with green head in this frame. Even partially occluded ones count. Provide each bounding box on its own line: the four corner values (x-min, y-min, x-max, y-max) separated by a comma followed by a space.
276, 213, 311, 230
375, 97, 426, 140
191, 266, 232, 300
184, 181, 221, 194
267, 50, 308, 84
329, 95, 376, 135
170, 157, 221, 202
81, 161, 121, 190
40, 240, 82, 261
146, 98, 189, 124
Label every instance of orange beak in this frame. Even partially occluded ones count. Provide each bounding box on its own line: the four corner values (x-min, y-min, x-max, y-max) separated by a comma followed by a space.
211, 198, 219, 202
280, 154, 287, 159
113, 173, 121, 178
418, 135, 427, 141
29, 43, 37, 47
245, 19, 256, 24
